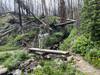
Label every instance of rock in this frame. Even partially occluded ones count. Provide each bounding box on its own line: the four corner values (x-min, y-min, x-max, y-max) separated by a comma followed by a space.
0, 68, 8, 75
67, 56, 74, 61
0, 65, 4, 69
12, 69, 22, 75
54, 58, 63, 65
20, 59, 38, 72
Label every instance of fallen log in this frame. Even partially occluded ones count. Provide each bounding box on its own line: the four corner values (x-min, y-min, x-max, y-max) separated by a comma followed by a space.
55, 19, 76, 26
15, 0, 52, 30
29, 48, 69, 56
0, 28, 14, 38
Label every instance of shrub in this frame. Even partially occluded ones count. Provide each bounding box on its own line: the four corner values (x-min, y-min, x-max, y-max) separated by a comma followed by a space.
45, 32, 63, 46
85, 48, 100, 69
3, 51, 29, 70
80, 0, 100, 41
48, 16, 59, 24
0, 35, 20, 51
33, 60, 84, 75
14, 34, 25, 42
0, 52, 12, 64
0, 44, 20, 51
72, 34, 94, 56
34, 68, 44, 75
59, 27, 78, 51
72, 34, 100, 68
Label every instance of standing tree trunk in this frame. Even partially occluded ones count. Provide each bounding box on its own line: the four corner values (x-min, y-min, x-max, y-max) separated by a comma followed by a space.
41, 0, 48, 16
18, 0, 23, 32
59, 0, 67, 23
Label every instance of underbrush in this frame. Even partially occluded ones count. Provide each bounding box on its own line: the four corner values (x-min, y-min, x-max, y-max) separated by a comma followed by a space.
59, 27, 78, 51
0, 50, 30, 70
72, 34, 100, 69
85, 48, 100, 69
0, 52, 12, 64
60, 28, 100, 69
0, 44, 20, 51
0, 36, 20, 51
28, 60, 84, 75
45, 32, 64, 47
48, 16, 60, 24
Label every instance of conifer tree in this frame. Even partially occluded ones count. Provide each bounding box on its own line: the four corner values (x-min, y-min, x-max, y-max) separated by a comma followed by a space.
90, 0, 100, 41
81, 0, 100, 41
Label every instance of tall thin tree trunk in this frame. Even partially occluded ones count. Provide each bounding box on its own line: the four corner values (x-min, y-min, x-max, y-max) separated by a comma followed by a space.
59, 0, 67, 23
41, 0, 48, 16
18, 0, 23, 32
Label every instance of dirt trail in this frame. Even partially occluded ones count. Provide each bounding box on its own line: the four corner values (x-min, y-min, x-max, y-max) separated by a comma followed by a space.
73, 55, 100, 75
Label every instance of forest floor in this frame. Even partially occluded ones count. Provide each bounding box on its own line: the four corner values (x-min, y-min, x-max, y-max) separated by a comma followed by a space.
0, 13, 100, 75
74, 54, 100, 75
0, 50, 100, 75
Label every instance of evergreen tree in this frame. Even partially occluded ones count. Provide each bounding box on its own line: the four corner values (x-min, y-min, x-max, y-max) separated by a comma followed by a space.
90, 0, 100, 41
81, 0, 100, 41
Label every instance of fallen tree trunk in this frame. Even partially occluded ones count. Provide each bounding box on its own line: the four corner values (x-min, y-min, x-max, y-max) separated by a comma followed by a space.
15, 0, 48, 27
29, 48, 69, 55
0, 28, 14, 38
15, 0, 52, 31
55, 19, 76, 26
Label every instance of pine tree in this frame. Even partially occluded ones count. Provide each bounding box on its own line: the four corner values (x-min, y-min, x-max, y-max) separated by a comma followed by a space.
81, 0, 100, 41
90, 0, 100, 41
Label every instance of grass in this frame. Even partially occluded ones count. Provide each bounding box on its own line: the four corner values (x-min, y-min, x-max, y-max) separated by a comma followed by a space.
0, 45, 20, 51
0, 50, 29, 70
27, 60, 85, 75
59, 27, 78, 51
0, 52, 13, 64
0, 14, 12, 27
60, 27, 100, 69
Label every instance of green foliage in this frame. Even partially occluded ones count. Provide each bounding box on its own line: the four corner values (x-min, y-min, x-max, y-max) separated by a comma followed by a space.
72, 34, 94, 56
80, 0, 100, 41
80, 0, 95, 34
13, 28, 38, 41
15, 31, 36, 42
0, 44, 20, 51
71, 0, 100, 69
0, 16, 9, 27
33, 60, 84, 75
3, 51, 29, 69
72, 34, 100, 68
66, 24, 74, 33
0, 52, 12, 64
0, 35, 20, 51
85, 48, 100, 69
14, 34, 26, 41
90, 0, 100, 41
59, 27, 78, 50
13, 30, 38, 47
60, 27, 100, 68
48, 16, 60, 24
34, 68, 44, 75
45, 32, 64, 46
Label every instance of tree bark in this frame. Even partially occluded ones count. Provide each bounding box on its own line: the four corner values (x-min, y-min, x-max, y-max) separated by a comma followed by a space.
59, 0, 67, 23
18, 0, 23, 32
